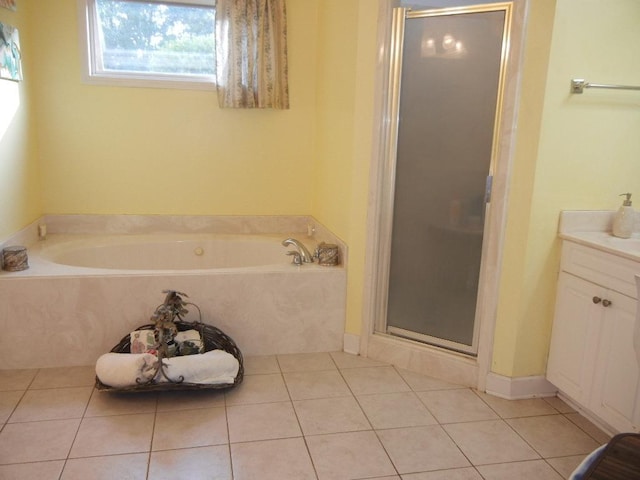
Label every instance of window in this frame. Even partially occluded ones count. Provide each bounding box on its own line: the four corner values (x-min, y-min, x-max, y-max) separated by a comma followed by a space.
80, 0, 216, 89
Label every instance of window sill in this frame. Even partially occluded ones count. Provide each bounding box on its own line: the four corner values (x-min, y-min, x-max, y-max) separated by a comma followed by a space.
82, 73, 216, 91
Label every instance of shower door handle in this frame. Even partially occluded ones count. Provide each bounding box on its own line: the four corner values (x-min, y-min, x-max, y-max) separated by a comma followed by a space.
484, 175, 493, 204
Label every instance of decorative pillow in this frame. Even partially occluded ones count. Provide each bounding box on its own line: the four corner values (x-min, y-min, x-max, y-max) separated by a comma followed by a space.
130, 329, 156, 354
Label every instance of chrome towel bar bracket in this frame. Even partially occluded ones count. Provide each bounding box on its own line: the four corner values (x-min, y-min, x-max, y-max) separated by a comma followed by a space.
571, 78, 640, 94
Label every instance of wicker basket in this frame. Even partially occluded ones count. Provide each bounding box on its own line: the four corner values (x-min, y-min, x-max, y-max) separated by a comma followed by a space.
95, 320, 244, 392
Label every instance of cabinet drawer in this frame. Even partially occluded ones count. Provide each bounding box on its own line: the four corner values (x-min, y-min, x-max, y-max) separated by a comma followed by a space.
561, 242, 640, 299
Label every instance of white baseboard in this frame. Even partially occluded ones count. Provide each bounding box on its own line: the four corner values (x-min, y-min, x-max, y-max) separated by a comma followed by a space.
485, 372, 558, 400
343, 333, 360, 355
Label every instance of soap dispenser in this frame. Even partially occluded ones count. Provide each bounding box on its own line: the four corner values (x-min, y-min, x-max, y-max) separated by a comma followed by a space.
612, 193, 635, 238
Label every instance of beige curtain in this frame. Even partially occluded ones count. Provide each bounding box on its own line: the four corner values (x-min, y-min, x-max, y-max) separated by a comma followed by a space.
215, 0, 289, 109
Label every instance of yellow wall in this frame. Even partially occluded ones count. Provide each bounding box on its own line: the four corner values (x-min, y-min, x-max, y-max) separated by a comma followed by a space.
492, 0, 640, 377
343, 3, 380, 335
314, 1, 358, 236
0, 2, 41, 239
30, 0, 319, 215
7, 0, 639, 380
312, 0, 379, 335
6, 0, 378, 339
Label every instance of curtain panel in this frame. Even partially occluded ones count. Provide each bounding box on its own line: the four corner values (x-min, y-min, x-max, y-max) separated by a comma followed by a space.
215, 0, 289, 109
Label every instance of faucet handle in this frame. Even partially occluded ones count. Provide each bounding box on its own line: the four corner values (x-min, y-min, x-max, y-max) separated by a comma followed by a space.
286, 251, 303, 265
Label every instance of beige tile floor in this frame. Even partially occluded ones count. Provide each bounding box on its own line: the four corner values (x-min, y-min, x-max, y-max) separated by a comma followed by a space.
0, 352, 611, 480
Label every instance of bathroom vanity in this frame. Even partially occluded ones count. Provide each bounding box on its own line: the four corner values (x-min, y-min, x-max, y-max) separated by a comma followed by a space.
547, 212, 640, 434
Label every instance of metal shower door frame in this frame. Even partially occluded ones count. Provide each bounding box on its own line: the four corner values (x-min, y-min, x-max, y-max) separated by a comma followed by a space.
373, 2, 513, 355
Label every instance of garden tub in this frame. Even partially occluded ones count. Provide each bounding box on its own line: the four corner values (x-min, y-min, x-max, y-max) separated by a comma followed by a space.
0, 216, 346, 369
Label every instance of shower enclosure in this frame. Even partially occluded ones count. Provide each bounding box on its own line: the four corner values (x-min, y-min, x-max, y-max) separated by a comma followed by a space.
375, 4, 511, 355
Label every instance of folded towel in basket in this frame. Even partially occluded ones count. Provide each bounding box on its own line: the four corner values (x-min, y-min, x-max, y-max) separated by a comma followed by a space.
96, 352, 158, 388
160, 349, 239, 385
175, 329, 204, 355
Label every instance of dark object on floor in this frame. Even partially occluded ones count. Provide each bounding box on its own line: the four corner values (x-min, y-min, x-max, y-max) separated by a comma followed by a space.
581, 433, 640, 480
96, 319, 244, 392
95, 290, 243, 392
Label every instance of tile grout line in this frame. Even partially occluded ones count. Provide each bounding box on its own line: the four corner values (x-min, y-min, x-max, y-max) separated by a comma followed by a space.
222, 387, 236, 480
345, 364, 414, 479
562, 411, 612, 444
59, 369, 96, 480
335, 362, 402, 480
277, 354, 321, 480
417, 380, 571, 477
426, 384, 485, 475
0, 368, 40, 434
144, 393, 160, 480
468, 384, 600, 476
1, 388, 29, 435
0, 356, 609, 479
469, 386, 555, 472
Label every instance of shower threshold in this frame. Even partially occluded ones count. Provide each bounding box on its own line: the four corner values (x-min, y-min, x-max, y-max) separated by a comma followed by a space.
386, 325, 477, 357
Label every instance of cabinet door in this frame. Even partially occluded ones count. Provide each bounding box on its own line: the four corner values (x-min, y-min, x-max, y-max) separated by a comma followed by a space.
547, 273, 604, 403
589, 290, 640, 433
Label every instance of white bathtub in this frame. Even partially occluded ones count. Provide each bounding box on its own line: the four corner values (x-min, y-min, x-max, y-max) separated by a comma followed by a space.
38, 233, 298, 271
0, 216, 347, 369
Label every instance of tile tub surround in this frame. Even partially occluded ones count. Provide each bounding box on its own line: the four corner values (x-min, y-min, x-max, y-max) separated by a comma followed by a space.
0, 215, 347, 369
0, 353, 609, 479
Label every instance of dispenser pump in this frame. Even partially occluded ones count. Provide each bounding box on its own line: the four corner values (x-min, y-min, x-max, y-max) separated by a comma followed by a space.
612, 192, 635, 238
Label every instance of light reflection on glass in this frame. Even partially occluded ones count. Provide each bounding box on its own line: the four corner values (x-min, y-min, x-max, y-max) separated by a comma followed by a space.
420, 31, 467, 58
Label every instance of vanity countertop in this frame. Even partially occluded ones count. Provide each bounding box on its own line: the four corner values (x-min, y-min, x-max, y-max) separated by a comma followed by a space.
558, 210, 640, 262
560, 231, 640, 263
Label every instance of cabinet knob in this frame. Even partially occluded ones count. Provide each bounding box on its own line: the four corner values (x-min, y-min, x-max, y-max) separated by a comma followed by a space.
592, 296, 602, 304
602, 299, 612, 307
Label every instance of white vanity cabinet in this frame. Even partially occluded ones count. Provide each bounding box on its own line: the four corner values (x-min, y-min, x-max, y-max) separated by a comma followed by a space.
547, 240, 640, 433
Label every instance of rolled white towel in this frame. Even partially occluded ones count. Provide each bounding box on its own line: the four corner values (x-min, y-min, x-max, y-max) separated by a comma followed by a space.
96, 352, 158, 388
160, 350, 239, 385
175, 329, 204, 354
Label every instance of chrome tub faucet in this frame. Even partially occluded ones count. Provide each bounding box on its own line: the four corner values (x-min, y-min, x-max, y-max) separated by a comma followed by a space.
282, 238, 314, 264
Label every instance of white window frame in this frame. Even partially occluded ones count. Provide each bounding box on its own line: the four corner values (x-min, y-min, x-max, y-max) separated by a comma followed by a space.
78, 0, 216, 90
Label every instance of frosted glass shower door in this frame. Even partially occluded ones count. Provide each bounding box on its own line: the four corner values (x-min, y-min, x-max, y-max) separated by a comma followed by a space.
385, 6, 509, 354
